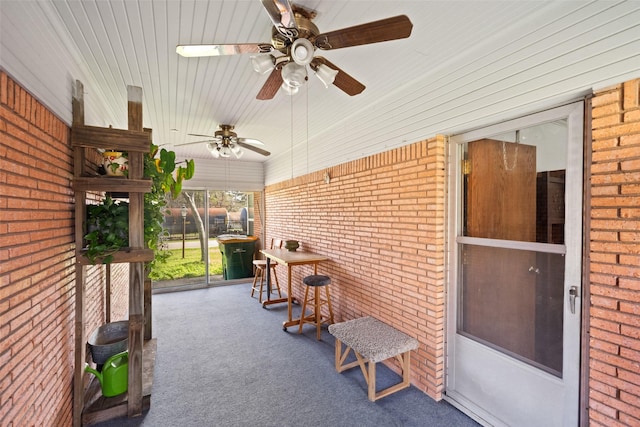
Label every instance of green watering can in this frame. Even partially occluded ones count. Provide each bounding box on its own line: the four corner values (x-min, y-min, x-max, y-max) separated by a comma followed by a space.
84, 351, 128, 397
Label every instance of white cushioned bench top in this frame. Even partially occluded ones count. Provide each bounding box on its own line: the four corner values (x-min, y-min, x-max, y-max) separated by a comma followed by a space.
328, 316, 419, 363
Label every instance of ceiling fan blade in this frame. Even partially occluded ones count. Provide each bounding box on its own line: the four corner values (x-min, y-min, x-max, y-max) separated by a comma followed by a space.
238, 137, 265, 146
187, 133, 215, 138
256, 67, 283, 100
314, 15, 413, 50
261, 0, 298, 37
176, 139, 214, 146
238, 141, 271, 156
311, 57, 365, 96
176, 43, 273, 57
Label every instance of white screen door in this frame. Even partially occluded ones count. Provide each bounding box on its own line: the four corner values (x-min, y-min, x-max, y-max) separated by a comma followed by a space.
446, 102, 583, 426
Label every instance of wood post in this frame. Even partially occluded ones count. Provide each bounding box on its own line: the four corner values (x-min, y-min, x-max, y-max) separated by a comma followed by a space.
127, 85, 145, 417
72, 80, 86, 427
144, 278, 152, 340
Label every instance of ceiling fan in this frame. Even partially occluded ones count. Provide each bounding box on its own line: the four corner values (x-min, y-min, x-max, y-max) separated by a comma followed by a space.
176, 0, 413, 99
181, 125, 271, 159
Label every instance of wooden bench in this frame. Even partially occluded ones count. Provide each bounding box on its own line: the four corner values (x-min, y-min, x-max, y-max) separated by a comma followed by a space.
328, 316, 419, 401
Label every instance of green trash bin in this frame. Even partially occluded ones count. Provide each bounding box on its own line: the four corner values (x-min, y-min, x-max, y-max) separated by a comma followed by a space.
218, 236, 257, 279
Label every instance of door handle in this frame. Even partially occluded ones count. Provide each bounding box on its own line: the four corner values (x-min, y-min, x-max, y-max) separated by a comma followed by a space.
569, 286, 580, 314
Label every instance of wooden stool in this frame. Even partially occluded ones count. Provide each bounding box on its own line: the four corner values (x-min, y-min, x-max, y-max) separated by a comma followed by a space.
298, 275, 334, 340
250, 261, 281, 303
251, 239, 282, 303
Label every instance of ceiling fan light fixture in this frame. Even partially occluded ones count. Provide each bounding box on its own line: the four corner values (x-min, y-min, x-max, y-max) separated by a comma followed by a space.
231, 144, 244, 159
281, 81, 299, 96
281, 62, 307, 88
206, 142, 221, 158
291, 38, 314, 66
219, 145, 232, 158
315, 64, 338, 88
250, 55, 275, 74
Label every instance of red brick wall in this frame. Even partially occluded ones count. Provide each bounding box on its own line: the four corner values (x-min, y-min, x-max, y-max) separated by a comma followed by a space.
589, 79, 640, 426
0, 72, 121, 426
108, 263, 129, 322
265, 137, 447, 398
2, 64, 640, 423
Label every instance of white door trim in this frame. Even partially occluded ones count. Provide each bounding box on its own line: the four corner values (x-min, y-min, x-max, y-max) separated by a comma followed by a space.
445, 101, 584, 426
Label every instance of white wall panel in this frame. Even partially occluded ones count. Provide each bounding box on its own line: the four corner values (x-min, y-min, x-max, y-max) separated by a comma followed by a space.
0, 1, 115, 126
185, 158, 264, 191
263, 1, 640, 184
1, 1, 639, 188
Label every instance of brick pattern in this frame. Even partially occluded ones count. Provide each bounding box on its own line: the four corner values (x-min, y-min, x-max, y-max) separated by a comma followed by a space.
590, 79, 640, 426
265, 136, 447, 398
0, 72, 113, 426
109, 263, 129, 322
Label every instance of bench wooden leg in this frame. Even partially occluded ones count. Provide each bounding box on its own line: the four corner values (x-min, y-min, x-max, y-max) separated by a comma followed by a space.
366, 357, 376, 401
372, 351, 411, 401
334, 339, 412, 401
335, 339, 360, 372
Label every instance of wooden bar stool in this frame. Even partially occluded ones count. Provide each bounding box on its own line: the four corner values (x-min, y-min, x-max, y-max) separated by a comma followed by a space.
251, 238, 282, 303
298, 275, 334, 340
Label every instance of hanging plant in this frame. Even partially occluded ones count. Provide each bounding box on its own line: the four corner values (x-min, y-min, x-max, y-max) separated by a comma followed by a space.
145, 144, 195, 199
143, 144, 195, 272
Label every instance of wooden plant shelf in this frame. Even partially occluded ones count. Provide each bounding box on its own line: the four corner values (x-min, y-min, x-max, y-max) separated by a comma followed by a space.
72, 81, 154, 426
73, 177, 152, 193
76, 248, 155, 265
82, 339, 157, 426
71, 124, 151, 152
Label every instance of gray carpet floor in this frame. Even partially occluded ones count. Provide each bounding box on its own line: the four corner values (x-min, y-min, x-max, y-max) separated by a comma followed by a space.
93, 283, 480, 427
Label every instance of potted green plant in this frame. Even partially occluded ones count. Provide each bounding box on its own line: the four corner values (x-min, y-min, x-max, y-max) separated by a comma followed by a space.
84, 195, 129, 264
102, 150, 128, 176
84, 143, 195, 268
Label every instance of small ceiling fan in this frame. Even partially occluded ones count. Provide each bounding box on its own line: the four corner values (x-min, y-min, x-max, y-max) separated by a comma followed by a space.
176, 0, 412, 99
181, 125, 271, 159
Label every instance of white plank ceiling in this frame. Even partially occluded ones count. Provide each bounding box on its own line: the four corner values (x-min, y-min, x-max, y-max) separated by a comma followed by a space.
1, 1, 640, 188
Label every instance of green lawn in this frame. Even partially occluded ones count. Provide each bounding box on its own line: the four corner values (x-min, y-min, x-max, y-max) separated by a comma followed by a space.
148, 247, 223, 281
